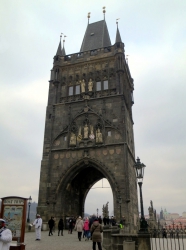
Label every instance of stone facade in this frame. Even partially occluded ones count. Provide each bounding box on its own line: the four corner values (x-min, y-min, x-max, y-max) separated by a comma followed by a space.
37, 20, 139, 233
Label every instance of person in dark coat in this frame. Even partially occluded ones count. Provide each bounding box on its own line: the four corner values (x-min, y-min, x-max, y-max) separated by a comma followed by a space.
103, 217, 107, 226
58, 218, 64, 236
48, 216, 55, 236
68, 217, 74, 234
98, 216, 102, 225
89, 214, 96, 230
90, 218, 103, 250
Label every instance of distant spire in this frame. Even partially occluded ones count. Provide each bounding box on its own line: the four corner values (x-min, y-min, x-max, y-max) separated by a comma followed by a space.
62, 35, 67, 56
115, 19, 122, 43
87, 12, 91, 24
103, 6, 106, 20
56, 33, 63, 56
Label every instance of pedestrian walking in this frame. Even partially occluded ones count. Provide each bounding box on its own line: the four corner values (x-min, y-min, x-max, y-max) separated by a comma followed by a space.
48, 216, 55, 236
74, 216, 84, 241
0, 218, 12, 250
90, 218, 103, 250
32, 214, 42, 241
83, 217, 90, 241
68, 217, 74, 234
58, 218, 64, 236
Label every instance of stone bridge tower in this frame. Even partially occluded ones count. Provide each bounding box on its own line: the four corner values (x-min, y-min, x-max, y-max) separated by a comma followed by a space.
37, 17, 139, 232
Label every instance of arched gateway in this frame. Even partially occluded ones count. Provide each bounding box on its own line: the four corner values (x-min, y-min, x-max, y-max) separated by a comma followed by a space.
37, 16, 139, 233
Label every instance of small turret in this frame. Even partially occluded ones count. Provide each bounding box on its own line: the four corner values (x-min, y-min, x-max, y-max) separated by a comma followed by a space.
56, 34, 63, 56
115, 19, 122, 43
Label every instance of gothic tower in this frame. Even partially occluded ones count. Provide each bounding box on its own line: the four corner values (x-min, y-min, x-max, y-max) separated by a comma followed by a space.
37, 16, 138, 232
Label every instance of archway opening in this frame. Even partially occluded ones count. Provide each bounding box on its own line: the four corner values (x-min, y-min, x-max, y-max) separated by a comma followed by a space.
84, 178, 113, 217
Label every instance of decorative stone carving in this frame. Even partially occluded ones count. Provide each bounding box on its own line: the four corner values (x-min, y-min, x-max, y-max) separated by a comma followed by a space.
96, 128, 103, 143
80, 79, 85, 93
88, 78, 93, 91
89, 125, 95, 139
70, 132, 76, 146
77, 126, 82, 141
84, 124, 89, 139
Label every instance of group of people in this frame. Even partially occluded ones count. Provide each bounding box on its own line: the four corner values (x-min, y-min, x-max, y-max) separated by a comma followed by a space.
73, 215, 103, 250
48, 216, 64, 236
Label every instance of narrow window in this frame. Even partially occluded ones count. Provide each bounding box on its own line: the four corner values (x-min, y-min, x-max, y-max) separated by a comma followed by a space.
64, 136, 67, 141
96, 81, 101, 91
75, 85, 80, 95
68, 86, 73, 96
108, 131, 111, 137
103, 80, 108, 90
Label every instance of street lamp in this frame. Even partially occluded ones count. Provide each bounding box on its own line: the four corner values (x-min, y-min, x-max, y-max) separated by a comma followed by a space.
97, 208, 99, 217
27, 195, 32, 223
134, 157, 148, 232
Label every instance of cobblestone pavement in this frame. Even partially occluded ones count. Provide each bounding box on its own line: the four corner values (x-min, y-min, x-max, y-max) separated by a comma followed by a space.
24, 230, 106, 250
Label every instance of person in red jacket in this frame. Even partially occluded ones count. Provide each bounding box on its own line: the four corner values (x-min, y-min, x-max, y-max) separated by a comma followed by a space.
83, 217, 90, 241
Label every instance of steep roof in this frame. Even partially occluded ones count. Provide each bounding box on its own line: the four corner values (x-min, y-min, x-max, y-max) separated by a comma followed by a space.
56, 40, 62, 56
115, 25, 122, 43
80, 20, 111, 52
61, 45, 66, 56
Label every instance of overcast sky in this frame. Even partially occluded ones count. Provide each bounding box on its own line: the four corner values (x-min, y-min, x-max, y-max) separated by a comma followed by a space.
0, 0, 186, 218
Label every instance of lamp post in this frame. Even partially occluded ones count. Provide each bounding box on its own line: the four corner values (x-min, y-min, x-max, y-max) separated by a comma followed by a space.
27, 196, 32, 223
97, 208, 99, 217
134, 157, 148, 232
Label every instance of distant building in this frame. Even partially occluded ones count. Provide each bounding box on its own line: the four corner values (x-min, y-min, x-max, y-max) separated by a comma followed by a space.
182, 212, 186, 218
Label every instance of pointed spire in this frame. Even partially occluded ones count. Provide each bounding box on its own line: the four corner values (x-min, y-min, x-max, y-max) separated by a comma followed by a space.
62, 35, 66, 56
56, 33, 63, 56
115, 19, 122, 43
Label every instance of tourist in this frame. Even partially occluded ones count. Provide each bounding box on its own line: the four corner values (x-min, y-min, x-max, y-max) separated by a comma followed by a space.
48, 216, 55, 236
74, 216, 84, 241
68, 217, 74, 234
32, 214, 42, 241
58, 218, 64, 236
90, 218, 103, 250
83, 217, 90, 240
0, 218, 12, 250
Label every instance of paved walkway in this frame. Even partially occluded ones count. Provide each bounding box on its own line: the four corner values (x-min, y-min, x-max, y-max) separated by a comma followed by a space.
24, 230, 106, 250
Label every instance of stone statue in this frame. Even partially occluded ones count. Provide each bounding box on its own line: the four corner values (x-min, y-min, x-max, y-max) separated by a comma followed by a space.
88, 78, 93, 92
70, 132, 76, 146
80, 79, 85, 93
77, 126, 82, 141
84, 124, 89, 139
96, 128, 103, 143
89, 125, 95, 139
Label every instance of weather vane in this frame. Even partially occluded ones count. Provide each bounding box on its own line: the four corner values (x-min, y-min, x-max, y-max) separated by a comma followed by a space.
60, 33, 63, 41
63, 35, 67, 47
103, 6, 106, 20
87, 12, 91, 24
116, 18, 120, 26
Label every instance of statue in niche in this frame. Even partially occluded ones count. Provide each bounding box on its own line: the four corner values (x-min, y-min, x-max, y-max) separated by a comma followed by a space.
84, 124, 89, 139
89, 125, 95, 139
77, 126, 82, 141
80, 79, 85, 93
70, 132, 76, 146
88, 78, 93, 92
96, 128, 103, 143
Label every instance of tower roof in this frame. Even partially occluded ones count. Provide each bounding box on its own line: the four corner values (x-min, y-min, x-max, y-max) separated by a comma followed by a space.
80, 20, 111, 52
115, 25, 122, 43
56, 40, 62, 56
61, 45, 66, 56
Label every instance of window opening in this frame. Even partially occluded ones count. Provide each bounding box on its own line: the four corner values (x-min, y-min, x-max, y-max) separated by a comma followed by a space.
96, 81, 101, 91
68, 86, 73, 96
103, 80, 108, 90
75, 85, 80, 95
